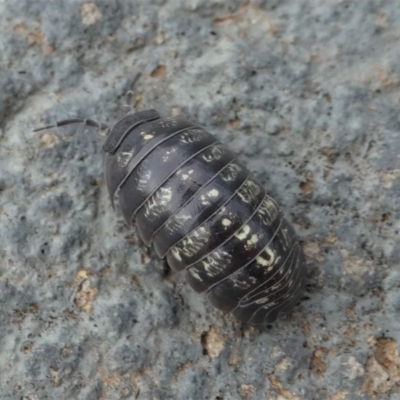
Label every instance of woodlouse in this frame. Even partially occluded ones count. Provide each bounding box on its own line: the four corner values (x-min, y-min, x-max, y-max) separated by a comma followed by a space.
35, 107, 306, 324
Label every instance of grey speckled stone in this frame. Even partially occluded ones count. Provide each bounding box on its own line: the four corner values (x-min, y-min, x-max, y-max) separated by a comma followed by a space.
1, 0, 399, 399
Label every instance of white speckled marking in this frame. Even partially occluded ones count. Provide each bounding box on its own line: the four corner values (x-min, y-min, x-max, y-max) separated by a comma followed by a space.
250, 234, 258, 244
144, 187, 172, 217
208, 189, 219, 197
175, 214, 191, 223
256, 247, 280, 270
173, 226, 210, 259
245, 234, 259, 250
200, 194, 210, 206
117, 151, 133, 168
188, 268, 203, 281
138, 169, 152, 190
171, 247, 182, 261
280, 226, 290, 250
181, 169, 194, 181
254, 297, 269, 305
238, 179, 262, 203
179, 128, 208, 144
201, 144, 224, 162
164, 217, 183, 234
256, 255, 269, 267
232, 275, 258, 289
142, 132, 154, 140
220, 163, 242, 181
257, 198, 279, 224
200, 250, 231, 278
158, 187, 172, 205
161, 147, 178, 162
221, 218, 232, 227
235, 224, 250, 240
159, 117, 179, 128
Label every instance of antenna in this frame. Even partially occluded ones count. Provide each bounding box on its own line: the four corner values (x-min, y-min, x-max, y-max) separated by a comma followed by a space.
33, 118, 109, 133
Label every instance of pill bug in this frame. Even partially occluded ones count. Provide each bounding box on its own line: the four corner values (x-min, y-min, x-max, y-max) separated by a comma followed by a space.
35, 107, 306, 325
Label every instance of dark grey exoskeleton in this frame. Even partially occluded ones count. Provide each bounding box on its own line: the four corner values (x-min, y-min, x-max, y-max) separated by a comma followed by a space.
35, 107, 307, 324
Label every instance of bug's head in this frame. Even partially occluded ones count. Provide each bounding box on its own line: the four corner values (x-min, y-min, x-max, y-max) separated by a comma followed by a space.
102, 109, 160, 155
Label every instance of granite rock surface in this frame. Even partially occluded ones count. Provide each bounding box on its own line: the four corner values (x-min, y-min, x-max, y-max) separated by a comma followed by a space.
1, 0, 399, 399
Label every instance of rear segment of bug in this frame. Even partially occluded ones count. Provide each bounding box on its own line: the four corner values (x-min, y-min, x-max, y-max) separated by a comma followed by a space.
103, 110, 306, 324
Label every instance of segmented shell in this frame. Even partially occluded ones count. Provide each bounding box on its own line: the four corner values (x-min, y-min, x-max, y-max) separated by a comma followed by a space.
104, 110, 306, 324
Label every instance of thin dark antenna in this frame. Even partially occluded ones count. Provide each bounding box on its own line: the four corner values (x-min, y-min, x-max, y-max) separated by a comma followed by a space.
33, 118, 109, 133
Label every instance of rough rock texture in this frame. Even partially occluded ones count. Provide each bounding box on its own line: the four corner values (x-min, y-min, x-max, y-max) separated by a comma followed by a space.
1, 1, 399, 399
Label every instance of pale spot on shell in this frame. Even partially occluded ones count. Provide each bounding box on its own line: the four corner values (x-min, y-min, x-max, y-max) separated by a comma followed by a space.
256, 255, 271, 267
221, 218, 232, 227
143, 133, 154, 140
235, 225, 250, 240
181, 169, 194, 181
245, 233, 259, 250
171, 247, 182, 261
202, 260, 211, 273
144, 187, 172, 217
255, 297, 269, 305
117, 152, 133, 168
175, 214, 191, 223
189, 269, 202, 281
208, 189, 219, 197
249, 234, 258, 244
